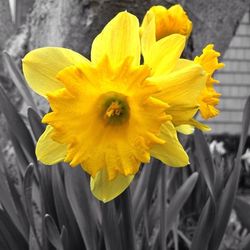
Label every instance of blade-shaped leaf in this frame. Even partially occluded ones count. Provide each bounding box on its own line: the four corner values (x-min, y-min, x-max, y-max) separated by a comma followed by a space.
146, 159, 162, 210
0, 161, 25, 239
132, 164, 150, 213
39, 165, 57, 220
132, 163, 151, 231
101, 201, 123, 250
64, 166, 99, 250
208, 96, 250, 250
8, 129, 29, 175
145, 159, 162, 237
234, 197, 250, 231
0, 85, 36, 163
237, 97, 250, 158
51, 165, 85, 250
44, 214, 63, 250
172, 221, 179, 250
190, 197, 216, 250
3, 51, 38, 112
0, 209, 28, 250
165, 172, 199, 237
23, 164, 41, 249
119, 189, 136, 250
28, 108, 45, 141
0, 148, 29, 238
60, 226, 69, 250
194, 130, 216, 202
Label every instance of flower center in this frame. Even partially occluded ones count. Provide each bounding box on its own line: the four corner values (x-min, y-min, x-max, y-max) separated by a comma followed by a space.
105, 101, 122, 117
99, 92, 130, 125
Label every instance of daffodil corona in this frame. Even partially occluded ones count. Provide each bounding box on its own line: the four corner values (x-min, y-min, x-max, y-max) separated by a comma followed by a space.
195, 45, 225, 119
22, 8, 220, 202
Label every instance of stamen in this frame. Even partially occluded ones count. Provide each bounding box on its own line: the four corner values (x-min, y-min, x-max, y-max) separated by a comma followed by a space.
98, 91, 130, 125
105, 101, 122, 118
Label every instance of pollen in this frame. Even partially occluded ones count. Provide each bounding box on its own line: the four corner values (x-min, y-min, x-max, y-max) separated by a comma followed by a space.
105, 101, 122, 118
98, 91, 130, 125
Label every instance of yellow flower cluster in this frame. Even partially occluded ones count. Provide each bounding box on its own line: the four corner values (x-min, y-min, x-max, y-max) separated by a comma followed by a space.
22, 4, 224, 202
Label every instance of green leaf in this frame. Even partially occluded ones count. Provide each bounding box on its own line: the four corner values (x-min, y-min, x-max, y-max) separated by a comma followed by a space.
234, 197, 250, 230
118, 189, 136, 250
146, 159, 162, 210
237, 96, 250, 158
101, 201, 123, 250
190, 130, 220, 250
44, 214, 63, 250
0, 148, 29, 238
190, 198, 216, 250
132, 163, 151, 232
0, 85, 36, 163
172, 221, 179, 250
143, 159, 162, 239
0, 209, 28, 250
194, 130, 216, 201
60, 226, 69, 250
8, 129, 29, 175
165, 172, 199, 237
51, 165, 85, 250
0, 160, 25, 239
132, 164, 150, 216
208, 96, 250, 250
3, 51, 38, 112
23, 164, 42, 249
28, 108, 45, 141
39, 165, 57, 221
64, 166, 99, 250
0, 232, 10, 250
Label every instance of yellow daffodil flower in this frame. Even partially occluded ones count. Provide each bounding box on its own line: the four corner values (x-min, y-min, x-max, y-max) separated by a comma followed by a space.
22, 11, 206, 202
141, 5, 209, 134
194, 44, 225, 119
141, 5, 224, 126
141, 5, 192, 43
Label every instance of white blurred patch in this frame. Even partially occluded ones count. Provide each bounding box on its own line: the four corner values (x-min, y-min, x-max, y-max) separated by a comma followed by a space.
209, 140, 226, 155
8, 0, 15, 23
242, 148, 250, 173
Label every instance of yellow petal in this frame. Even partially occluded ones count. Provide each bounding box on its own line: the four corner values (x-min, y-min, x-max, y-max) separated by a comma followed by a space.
189, 119, 211, 132
167, 105, 198, 126
145, 34, 185, 76
142, 5, 192, 41
36, 125, 67, 165
145, 5, 169, 40
91, 11, 140, 67
90, 168, 134, 202
151, 59, 206, 107
22, 47, 90, 97
167, 5, 192, 37
140, 10, 156, 62
176, 124, 194, 135
150, 121, 189, 167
